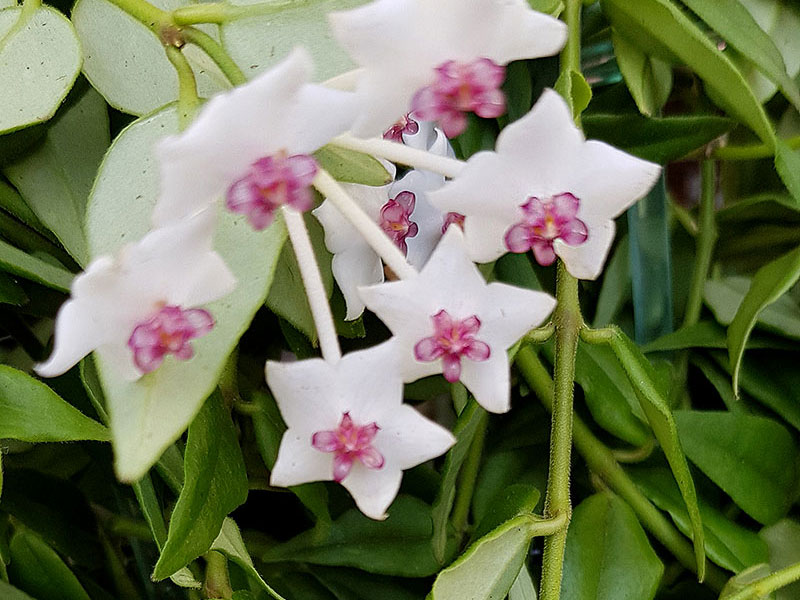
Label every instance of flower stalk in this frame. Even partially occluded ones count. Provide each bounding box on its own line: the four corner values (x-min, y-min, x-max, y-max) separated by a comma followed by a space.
282, 207, 342, 363
165, 46, 201, 130
180, 26, 246, 87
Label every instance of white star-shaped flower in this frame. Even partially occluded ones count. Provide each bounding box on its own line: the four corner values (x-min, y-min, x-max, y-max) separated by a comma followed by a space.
313, 128, 452, 320
152, 47, 358, 228
267, 340, 455, 520
329, 0, 567, 137
358, 227, 556, 413
428, 89, 662, 280
36, 208, 236, 381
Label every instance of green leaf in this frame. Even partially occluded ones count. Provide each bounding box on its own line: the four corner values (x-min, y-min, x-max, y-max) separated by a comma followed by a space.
562, 493, 663, 600
0, 581, 35, 600
431, 399, 486, 562
761, 519, 800, 600
593, 236, 630, 327
675, 411, 799, 525
601, 0, 776, 147
0, 272, 27, 305
429, 514, 543, 600
220, 0, 367, 84
0, 238, 73, 291
705, 276, 800, 341
471, 483, 540, 543
265, 212, 332, 344
0, 365, 108, 442
211, 519, 285, 600
736, 352, 800, 432
582, 114, 733, 164
554, 68, 592, 119
575, 342, 652, 446
4, 82, 110, 265
503, 61, 534, 123
774, 139, 800, 206
508, 564, 537, 600
311, 566, 422, 600
0, 6, 81, 134
7, 529, 91, 600
602, 327, 706, 578
153, 392, 248, 580
313, 145, 392, 186
85, 104, 286, 482
726, 246, 800, 394
632, 467, 768, 573
262, 496, 453, 577
682, 0, 800, 112
72, 0, 226, 115
612, 31, 672, 116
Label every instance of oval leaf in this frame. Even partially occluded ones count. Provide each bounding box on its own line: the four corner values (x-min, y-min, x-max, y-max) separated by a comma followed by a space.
675, 411, 799, 525
0, 6, 82, 134
562, 493, 663, 600
726, 245, 800, 394
72, 0, 227, 115
85, 105, 286, 481
612, 31, 672, 117
0, 365, 108, 442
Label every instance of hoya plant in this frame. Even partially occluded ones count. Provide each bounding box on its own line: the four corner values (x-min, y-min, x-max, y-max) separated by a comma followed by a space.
1, 0, 800, 599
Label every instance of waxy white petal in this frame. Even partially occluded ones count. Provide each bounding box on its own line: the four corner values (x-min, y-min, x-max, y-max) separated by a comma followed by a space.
153, 48, 359, 226
36, 208, 235, 379
359, 227, 555, 412
267, 341, 455, 518
329, 0, 567, 136
428, 89, 661, 279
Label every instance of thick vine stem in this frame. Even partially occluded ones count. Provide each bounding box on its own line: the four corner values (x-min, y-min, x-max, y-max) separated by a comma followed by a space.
539, 261, 582, 600
330, 133, 466, 179
516, 347, 728, 591
723, 561, 800, 600
312, 168, 417, 281
172, 0, 294, 25
203, 551, 233, 600
282, 207, 342, 364
103, 0, 171, 33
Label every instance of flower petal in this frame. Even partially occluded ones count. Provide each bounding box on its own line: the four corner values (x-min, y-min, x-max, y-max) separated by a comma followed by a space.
331, 244, 384, 320
270, 430, 334, 487
153, 47, 358, 226
554, 217, 616, 280
379, 404, 456, 470
459, 352, 512, 413
480, 282, 556, 348
265, 358, 341, 431
341, 462, 403, 520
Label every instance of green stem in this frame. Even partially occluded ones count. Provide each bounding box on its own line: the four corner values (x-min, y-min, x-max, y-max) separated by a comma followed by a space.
103, 0, 171, 33
724, 561, 800, 600
181, 26, 246, 86
683, 160, 717, 327
516, 347, 728, 591
525, 512, 569, 539
165, 46, 201, 130
450, 411, 488, 535
203, 551, 233, 600
713, 134, 800, 161
524, 322, 555, 344
171, 0, 294, 25
539, 262, 581, 600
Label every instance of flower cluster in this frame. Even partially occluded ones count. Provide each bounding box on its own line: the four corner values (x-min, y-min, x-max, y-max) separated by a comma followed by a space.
37, 0, 660, 519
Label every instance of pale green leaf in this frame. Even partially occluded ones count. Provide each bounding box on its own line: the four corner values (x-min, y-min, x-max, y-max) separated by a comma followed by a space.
85, 105, 286, 481
0, 6, 81, 134
314, 145, 392, 186
72, 0, 227, 115
4, 83, 110, 265
508, 564, 537, 600
221, 0, 367, 83
612, 32, 672, 116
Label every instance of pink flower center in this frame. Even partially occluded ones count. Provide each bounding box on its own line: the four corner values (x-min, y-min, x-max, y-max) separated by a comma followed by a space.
127, 305, 214, 374
382, 113, 420, 142
226, 153, 318, 230
414, 309, 491, 383
379, 191, 419, 256
411, 58, 506, 138
504, 192, 588, 266
311, 412, 385, 482
442, 211, 465, 234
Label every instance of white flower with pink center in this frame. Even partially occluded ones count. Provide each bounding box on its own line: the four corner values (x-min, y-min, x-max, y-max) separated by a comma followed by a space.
428, 90, 662, 280
152, 48, 358, 228
328, 0, 567, 138
383, 113, 419, 142
267, 341, 455, 519
36, 208, 235, 380
359, 227, 556, 413
314, 128, 452, 320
